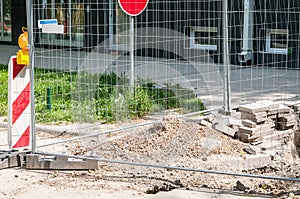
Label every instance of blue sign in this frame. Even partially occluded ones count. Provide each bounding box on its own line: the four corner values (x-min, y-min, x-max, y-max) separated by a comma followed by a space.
38, 19, 58, 29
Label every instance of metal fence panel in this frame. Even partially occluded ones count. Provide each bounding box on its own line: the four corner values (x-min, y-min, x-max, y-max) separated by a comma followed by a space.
30, 0, 300, 188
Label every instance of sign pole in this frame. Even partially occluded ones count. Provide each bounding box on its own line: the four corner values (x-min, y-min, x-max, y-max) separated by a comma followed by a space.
118, 0, 149, 92
130, 16, 134, 92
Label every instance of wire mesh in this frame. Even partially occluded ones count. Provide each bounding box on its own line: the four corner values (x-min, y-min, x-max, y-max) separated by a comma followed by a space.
0, 64, 8, 150
30, 0, 300, 186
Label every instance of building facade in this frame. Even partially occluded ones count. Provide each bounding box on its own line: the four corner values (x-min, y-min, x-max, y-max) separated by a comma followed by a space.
0, 0, 27, 45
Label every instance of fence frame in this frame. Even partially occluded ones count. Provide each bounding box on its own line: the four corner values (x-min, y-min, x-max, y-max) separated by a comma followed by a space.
23, 0, 300, 184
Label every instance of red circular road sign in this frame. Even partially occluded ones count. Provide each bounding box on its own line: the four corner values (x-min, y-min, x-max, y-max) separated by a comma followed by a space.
118, 0, 149, 16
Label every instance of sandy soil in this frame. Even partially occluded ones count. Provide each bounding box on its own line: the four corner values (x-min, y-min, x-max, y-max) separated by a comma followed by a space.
0, 167, 293, 199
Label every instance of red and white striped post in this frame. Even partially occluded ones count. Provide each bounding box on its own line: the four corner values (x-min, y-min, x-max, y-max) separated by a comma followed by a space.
8, 56, 31, 150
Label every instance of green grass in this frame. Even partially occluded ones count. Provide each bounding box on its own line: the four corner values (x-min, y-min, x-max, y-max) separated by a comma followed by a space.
0, 68, 205, 124
34, 69, 76, 123
0, 65, 8, 116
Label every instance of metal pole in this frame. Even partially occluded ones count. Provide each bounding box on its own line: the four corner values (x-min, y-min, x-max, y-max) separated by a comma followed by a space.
1, 0, 3, 37
109, 0, 113, 47
26, 0, 37, 153
46, 88, 52, 111
130, 16, 135, 92
222, 0, 231, 113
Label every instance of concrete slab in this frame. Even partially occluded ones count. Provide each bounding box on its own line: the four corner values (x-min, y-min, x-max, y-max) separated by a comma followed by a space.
238, 123, 273, 136
277, 112, 293, 118
0, 151, 20, 169
241, 111, 267, 123
237, 132, 262, 143
199, 119, 213, 128
267, 104, 290, 115
251, 129, 274, 139
242, 119, 257, 128
238, 128, 274, 143
25, 154, 98, 170
215, 124, 237, 137
239, 100, 279, 113
215, 114, 242, 126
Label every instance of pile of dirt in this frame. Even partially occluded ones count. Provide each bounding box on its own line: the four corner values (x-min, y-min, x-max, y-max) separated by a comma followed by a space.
85, 116, 246, 166
111, 117, 191, 155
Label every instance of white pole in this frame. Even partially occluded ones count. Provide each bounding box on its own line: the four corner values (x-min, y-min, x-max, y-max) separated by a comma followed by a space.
26, 0, 36, 153
130, 16, 135, 92
223, 0, 231, 113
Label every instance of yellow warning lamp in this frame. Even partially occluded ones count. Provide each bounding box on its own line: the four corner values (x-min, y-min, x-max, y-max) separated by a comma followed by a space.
16, 27, 29, 65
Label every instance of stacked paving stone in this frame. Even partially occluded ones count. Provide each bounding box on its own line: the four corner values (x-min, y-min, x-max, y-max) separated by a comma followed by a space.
238, 100, 296, 143
292, 104, 300, 115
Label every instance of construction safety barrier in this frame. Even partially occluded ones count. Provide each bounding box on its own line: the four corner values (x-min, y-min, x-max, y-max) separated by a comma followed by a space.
8, 56, 31, 150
